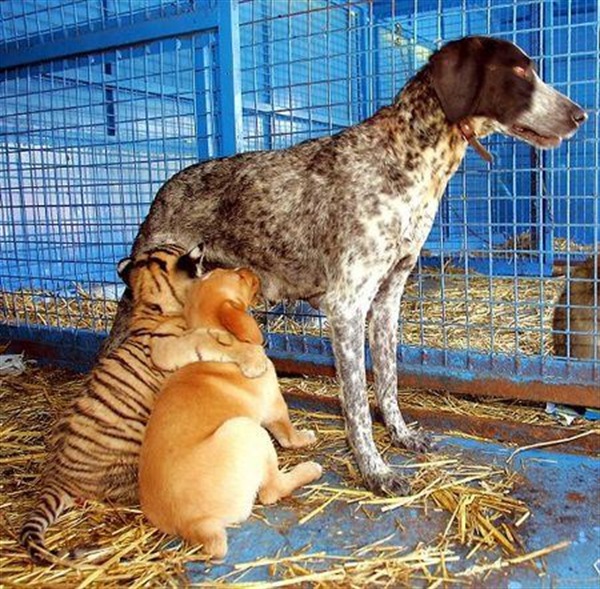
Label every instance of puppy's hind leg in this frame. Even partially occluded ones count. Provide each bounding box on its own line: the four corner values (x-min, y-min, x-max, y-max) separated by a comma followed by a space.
259, 461, 322, 505
185, 517, 228, 559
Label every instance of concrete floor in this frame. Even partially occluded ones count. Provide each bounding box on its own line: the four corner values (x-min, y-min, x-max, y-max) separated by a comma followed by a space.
186, 407, 600, 587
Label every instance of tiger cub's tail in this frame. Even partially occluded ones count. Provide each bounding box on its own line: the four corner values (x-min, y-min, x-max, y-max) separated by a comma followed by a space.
20, 485, 73, 564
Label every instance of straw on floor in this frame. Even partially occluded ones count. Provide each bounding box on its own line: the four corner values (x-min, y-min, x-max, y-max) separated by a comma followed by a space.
1, 366, 581, 587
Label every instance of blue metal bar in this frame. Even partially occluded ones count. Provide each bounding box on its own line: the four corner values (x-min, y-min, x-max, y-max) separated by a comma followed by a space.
0, 6, 218, 71
194, 32, 217, 162
216, 0, 243, 156
539, 1, 554, 272
355, 2, 373, 119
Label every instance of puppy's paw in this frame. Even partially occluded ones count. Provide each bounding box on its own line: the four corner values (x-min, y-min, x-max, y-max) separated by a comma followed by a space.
209, 329, 235, 346
296, 460, 323, 483
289, 428, 317, 448
238, 348, 268, 378
391, 427, 433, 453
203, 535, 228, 560
364, 469, 411, 497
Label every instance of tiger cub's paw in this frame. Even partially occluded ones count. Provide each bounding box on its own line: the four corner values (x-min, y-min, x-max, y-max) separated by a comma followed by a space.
238, 346, 268, 378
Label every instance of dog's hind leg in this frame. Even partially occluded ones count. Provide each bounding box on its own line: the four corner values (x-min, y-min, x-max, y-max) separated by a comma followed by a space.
324, 296, 411, 496
368, 257, 432, 453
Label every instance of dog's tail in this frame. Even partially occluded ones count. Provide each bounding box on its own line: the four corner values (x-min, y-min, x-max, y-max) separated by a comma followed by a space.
20, 484, 73, 564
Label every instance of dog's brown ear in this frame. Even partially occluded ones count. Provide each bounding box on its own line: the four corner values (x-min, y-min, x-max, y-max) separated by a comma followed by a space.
218, 300, 264, 345
429, 37, 484, 123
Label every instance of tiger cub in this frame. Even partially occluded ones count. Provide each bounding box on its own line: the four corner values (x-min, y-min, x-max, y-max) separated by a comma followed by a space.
19, 246, 265, 564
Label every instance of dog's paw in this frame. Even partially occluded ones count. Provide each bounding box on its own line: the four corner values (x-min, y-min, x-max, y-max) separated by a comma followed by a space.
391, 428, 434, 453
364, 469, 411, 497
203, 534, 228, 560
238, 349, 268, 378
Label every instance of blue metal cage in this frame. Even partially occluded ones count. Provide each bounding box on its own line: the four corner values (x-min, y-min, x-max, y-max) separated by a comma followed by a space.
0, 0, 598, 403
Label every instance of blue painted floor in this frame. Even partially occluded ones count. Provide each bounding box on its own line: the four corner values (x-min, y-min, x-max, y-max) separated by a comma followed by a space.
183, 410, 599, 587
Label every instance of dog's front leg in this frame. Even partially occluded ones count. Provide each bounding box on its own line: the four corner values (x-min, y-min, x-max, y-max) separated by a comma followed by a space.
368, 258, 432, 452
325, 298, 410, 496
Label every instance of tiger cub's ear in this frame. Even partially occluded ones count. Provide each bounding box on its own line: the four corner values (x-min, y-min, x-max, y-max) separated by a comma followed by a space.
176, 244, 205, 278
117, 257, 133, 287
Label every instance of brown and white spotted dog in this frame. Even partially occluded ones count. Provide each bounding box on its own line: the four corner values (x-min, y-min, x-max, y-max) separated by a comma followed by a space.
105, 36, 586, 495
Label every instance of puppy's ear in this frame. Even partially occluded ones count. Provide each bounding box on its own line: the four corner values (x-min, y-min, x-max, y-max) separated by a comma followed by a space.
177, 244, 205, 277
117, 257, 133, 287
218, 300, 264, 345
429, 36, 484, 123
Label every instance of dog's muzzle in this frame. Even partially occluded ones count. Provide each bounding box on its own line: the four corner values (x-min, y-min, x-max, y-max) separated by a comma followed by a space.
507, 73, 587, 148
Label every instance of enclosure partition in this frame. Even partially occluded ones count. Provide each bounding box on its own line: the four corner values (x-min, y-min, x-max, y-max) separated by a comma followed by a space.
1, 0, 598, 406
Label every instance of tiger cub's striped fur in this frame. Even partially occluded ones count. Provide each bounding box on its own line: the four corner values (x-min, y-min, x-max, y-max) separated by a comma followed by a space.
20, 245, 203, 564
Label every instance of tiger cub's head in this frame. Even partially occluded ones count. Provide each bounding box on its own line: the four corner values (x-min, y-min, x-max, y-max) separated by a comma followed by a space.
117, 245, 203, 316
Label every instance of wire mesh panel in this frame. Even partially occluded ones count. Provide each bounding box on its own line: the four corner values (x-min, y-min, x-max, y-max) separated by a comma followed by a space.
0, 0, 199, 51
1, 3, 220, 331
0, 0, 598, 397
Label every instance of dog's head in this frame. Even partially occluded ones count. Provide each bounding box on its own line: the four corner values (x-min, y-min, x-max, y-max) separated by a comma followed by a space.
185, 267, 263, 345
429, 36, 586, 148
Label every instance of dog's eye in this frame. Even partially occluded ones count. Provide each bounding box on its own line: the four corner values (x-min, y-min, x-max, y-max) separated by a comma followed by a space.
513, 65, 529, 79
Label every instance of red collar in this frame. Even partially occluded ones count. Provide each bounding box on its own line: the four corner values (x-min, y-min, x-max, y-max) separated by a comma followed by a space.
458, 120, 493, 163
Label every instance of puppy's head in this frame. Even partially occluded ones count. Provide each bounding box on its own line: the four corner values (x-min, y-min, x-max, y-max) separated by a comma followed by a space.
185, 267, 264, 344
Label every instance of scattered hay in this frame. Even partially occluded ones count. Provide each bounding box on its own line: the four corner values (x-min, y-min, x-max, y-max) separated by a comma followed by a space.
257, 267, 566, 357
552, 238, 595, 254
398, 268, 564, 357
281, 376, 597, 432
497, 232, 594, 255
283, 408, 532, 560
212, 544, 459, 587
1, 287, 118, 333
1, 366, 576, 587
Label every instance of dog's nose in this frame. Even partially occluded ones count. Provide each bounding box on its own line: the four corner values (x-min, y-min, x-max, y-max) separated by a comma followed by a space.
571, 106, 587, 125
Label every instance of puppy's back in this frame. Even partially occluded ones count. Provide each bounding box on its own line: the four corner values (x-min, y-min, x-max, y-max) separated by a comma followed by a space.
139, 361, 278, 539
140, 363, 276, 494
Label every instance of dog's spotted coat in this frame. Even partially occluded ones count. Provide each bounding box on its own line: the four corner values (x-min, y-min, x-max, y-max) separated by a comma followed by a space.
106, 37, 585, 494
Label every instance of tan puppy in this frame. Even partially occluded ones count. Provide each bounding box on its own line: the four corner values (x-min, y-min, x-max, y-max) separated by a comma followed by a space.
139, 268, 322, 558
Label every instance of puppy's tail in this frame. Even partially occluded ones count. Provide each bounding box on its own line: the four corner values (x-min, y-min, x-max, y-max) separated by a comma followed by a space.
20, 484, 73, 565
